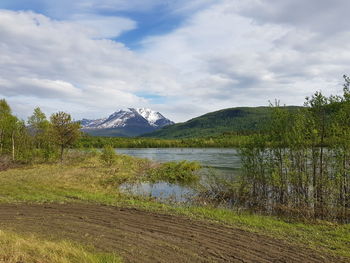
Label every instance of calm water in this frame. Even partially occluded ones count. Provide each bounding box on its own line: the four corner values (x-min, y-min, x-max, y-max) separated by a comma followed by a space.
117, 148, 240, 170
118, 148, 241, 202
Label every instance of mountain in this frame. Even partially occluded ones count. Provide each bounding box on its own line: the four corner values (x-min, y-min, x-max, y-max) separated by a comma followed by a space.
142, 106, 301, 139
80, 108, 174, 137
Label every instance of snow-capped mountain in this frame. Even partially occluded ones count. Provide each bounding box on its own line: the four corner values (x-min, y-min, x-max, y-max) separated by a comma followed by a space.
80, 108, 174, 137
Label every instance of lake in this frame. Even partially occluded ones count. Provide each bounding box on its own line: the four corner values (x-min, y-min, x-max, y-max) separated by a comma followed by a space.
117, 148, 240, 169
118, 148, 241, 202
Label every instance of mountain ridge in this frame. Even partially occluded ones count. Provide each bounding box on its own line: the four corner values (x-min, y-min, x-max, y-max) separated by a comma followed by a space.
142, 106, 301, 139
80, 108, 174, 137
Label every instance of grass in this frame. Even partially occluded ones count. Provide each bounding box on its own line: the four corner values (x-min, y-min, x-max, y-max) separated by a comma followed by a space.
0, 153, 349, 260
147, 160, 201, 184
171, 206, 350, 258
0, 229, 121, 263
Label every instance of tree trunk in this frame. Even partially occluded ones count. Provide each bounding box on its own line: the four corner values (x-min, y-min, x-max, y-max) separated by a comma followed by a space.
0, 130, 3, 154
312, 147, 318, 218
60, 145, 64, 162
318, 115, 325, 218
11, 130, 15, 161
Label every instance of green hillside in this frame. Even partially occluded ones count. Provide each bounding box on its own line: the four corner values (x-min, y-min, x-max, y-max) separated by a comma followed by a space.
82, 126, 155, 137
142, 106, 301, 138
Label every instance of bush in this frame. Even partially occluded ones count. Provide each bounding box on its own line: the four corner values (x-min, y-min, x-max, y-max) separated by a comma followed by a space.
148, 161, 201, 185
100, 146, 116, 166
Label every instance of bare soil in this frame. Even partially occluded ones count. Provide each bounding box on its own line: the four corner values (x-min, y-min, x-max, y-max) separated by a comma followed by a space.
0, 203, 346, 263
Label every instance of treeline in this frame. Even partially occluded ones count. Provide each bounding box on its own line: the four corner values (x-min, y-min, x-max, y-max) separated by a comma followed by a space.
76, 134, 249, 149
239, 75, 350, 222
0, 100, 80, 163
142, 107, 274, 139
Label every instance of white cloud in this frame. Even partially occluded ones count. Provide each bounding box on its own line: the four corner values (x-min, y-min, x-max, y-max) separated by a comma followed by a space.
70, 14, 137, 39
239, 0, 350, 35
1, 0, 350, 123
0, 10, 180, 120
0, 77, 82, 98
140, 0, 350, 119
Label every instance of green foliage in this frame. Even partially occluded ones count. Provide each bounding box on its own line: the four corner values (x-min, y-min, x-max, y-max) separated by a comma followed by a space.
148, 161, 201, 184
0, 102, 85, 164
238, 78, 350, 222
100, 146, 117, 166
28, 107, 47, 128
27, 107, 57, 162
143, 106, 300, 139
0, 99, 11, 115
50, 111, 81, 161
0, 99, 30, 162
28, 108, 51, 147
76, 133, 249, 148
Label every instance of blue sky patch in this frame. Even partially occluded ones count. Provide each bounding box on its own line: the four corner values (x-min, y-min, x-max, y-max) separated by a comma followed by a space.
0, 0, 185, 50
112, 11, 184, 49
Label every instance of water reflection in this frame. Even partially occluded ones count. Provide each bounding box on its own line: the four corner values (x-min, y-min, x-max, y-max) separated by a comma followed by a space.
118, 148, 241, 203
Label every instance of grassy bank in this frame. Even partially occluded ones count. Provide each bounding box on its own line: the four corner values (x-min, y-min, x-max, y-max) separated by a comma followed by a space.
0, 153, 349, 260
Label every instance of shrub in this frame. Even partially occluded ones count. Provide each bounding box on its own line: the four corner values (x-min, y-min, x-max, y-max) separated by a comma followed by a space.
100, 146, 116, 166
148, 161, 201, 185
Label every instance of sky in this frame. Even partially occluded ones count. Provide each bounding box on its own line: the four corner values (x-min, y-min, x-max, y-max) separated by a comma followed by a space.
0, 0, 349, 122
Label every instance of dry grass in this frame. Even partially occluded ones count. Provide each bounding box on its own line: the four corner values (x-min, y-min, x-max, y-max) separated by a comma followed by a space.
0, 230, 121, 263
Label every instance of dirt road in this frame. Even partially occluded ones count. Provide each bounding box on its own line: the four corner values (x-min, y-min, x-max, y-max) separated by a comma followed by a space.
0, 203, 346, 263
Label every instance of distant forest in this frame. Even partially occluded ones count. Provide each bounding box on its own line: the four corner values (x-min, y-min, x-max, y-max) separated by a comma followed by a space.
142, 106, 301, 139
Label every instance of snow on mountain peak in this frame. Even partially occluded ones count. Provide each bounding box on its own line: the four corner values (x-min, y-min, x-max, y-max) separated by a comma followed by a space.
80, 108, 173, 130
133, 108, 164, 126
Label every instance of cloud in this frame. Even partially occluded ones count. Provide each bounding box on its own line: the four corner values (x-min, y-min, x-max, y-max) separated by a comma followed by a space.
140, 0, 350, 119
70, 14, 137, 38
1, 0, 350, 123
0, 77, 82, 98
239, 0, 350, 35
0, 10, 180, 119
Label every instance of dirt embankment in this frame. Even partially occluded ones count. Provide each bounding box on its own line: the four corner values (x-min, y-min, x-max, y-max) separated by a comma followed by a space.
0, 203, 346, 263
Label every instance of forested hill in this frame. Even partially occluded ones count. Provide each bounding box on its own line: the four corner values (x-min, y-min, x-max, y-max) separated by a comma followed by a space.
142, 106, 301, 139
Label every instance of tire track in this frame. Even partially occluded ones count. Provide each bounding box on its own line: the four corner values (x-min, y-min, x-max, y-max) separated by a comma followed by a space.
0, 203, 346, 263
